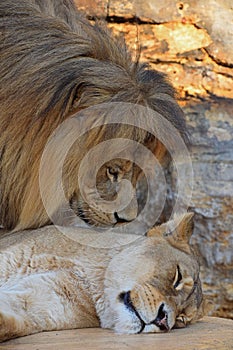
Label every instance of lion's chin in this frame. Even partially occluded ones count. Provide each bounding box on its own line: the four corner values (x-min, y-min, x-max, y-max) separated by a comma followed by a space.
69, 196, 116, 228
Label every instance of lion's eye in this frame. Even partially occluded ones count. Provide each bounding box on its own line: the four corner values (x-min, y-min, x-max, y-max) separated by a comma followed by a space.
173, 265, 183, 290
107, 167, 119, 182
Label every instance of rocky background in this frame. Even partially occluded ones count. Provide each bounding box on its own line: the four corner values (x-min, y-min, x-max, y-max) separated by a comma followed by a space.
74, 0, 233, 318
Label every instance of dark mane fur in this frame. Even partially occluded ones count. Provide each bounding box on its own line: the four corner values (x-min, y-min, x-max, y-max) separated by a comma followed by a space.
0, 0, 187, 230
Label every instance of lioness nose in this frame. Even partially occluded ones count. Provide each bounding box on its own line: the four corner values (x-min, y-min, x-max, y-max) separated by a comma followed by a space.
153, 303, 169, 331
119, 291, 133, 310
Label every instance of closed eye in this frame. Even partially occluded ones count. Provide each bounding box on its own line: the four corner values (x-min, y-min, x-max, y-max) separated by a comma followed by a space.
173, 265, 183, 290
107, 167, 119, 182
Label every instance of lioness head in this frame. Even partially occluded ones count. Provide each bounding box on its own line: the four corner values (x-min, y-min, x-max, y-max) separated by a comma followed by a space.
100, 213, 206, 333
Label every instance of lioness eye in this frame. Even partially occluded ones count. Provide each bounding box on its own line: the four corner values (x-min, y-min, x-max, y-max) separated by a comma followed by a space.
173, 265, 183, 289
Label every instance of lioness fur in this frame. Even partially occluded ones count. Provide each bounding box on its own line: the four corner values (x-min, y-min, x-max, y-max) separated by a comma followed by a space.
0, 213, 206, 341
0, 0, 187, 231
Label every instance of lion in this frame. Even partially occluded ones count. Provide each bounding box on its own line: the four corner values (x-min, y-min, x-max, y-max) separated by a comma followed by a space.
0, 0, 187, 232
0, 212, 207, 342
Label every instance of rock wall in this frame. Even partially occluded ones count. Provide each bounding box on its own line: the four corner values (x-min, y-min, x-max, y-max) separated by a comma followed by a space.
74, 0, 233, 318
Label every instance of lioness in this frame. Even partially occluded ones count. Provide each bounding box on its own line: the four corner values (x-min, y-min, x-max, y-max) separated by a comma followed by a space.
0, 213, 206, 342
0, 0, 186, 232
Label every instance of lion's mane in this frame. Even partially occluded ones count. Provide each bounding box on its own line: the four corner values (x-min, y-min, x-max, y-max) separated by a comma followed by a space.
0, 0, 186, 231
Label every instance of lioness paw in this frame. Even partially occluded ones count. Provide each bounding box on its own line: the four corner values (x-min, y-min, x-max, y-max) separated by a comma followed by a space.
174, 315, 188, 329
0, 311, 23, 342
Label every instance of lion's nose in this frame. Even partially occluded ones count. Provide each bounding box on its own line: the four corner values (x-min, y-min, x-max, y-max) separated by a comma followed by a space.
114, 212, 130, 224
153, 303, 169, 331
114, 194, 138, 223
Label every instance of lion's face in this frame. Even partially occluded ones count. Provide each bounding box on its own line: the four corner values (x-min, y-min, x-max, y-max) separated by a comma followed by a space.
69, 158, 142, 227
65, 126, 162, 229
0, 0, 186, 232
100, 213, 205, 333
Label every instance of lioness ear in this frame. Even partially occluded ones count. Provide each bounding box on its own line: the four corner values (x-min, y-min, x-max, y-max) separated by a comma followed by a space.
170, 212, 195, 243
162, 212, 195, 254
164, 213, 194, 247
146, 224, 167, 237
147, 212, 194, 241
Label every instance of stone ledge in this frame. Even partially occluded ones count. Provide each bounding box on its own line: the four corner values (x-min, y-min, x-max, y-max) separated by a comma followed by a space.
3, 317, 233, 349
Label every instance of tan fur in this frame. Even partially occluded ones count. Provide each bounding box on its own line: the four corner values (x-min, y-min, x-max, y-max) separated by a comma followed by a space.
0, 213, 207, 341
0, 0, 187, 231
